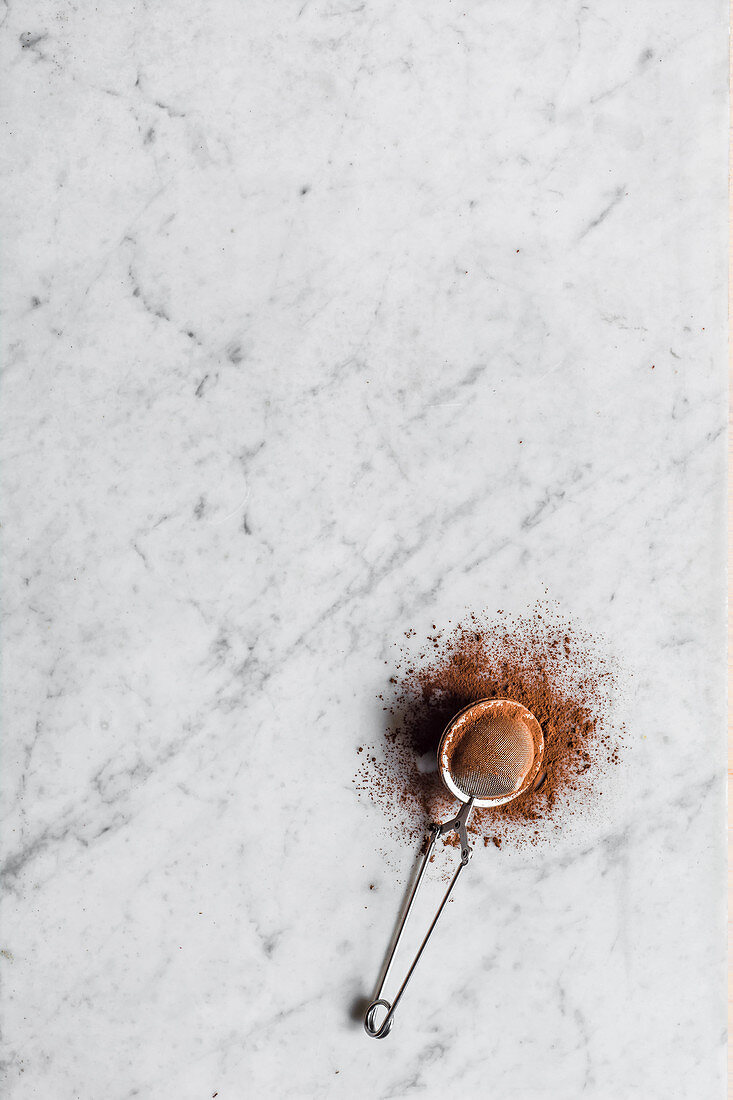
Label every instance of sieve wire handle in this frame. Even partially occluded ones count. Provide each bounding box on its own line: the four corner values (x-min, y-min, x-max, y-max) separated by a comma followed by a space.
363, 798, 475, 1039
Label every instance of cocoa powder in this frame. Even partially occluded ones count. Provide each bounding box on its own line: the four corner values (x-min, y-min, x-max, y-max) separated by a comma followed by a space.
354, 606, 620, 849
440, 699, 539, 801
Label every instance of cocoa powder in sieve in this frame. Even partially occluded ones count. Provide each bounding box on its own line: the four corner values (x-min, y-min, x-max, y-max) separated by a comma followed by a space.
354, 606, 620, 849
440, 700, 539, 801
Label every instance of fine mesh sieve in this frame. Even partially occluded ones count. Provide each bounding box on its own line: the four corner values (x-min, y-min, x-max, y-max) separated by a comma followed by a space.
438, 698, 543, 807
364, 697, 544, 1040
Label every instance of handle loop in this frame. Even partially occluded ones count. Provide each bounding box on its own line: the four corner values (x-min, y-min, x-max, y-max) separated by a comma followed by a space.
363, 998, 394, 1039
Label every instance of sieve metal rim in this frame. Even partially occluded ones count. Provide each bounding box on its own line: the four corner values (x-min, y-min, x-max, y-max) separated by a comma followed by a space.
437, 698, 544, 808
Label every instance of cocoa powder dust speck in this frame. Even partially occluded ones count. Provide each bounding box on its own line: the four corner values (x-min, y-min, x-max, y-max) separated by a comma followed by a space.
355, 607, 621, 850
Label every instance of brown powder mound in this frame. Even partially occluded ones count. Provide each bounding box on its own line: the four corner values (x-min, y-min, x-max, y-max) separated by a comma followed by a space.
355, 606, 620, 849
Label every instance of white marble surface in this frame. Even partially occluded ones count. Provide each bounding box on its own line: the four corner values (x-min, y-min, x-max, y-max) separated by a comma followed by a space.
0, 1, 727, 1097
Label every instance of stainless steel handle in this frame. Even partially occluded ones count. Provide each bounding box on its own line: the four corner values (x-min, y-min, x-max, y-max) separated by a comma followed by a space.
363, 798, 475, 1039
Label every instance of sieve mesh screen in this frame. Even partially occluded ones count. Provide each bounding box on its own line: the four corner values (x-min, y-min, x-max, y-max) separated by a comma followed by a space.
439, 701, 541, 804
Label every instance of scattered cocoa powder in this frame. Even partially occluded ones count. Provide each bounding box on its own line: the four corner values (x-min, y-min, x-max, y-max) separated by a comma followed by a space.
354, 605, 620, 849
